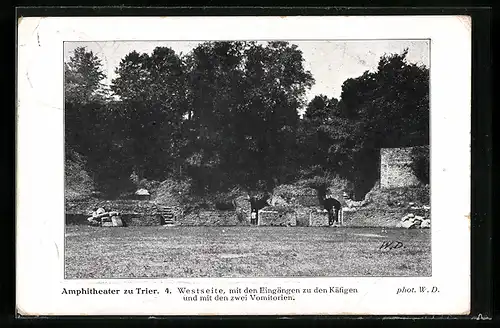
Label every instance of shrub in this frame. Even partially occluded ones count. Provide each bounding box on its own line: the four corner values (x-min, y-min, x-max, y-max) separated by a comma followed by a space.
138, 179, 161, 194
65, 148, 96, 200
152, 178, 191, 207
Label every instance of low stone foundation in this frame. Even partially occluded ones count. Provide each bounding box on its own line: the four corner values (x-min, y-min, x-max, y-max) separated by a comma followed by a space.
309, 209, 330, 227
258, 206, 296, 226
294, 208, 310, 226
179, 210, 250, 226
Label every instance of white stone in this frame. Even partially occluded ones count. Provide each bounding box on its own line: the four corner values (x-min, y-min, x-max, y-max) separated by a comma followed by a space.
101, 216, 111, 223
112, 216, 123, 227
135, 188, 150, 196
401, 220, 417, 229
401, 213, 415, 221
420, 220, 431, 228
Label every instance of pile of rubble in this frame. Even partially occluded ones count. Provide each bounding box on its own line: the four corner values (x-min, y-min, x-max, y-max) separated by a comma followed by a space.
87, 208, 124, 227
397, 214, 430, 229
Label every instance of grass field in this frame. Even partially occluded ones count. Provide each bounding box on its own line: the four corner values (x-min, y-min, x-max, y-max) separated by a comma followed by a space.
65, 225, 431, 279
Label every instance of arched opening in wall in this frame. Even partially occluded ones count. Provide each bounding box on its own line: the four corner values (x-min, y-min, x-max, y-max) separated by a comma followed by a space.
323, 197, 342, 225
352, 148, 381, 200
249, 194, 270, 225
316, 186, 342, 225
410, 146, 430, 185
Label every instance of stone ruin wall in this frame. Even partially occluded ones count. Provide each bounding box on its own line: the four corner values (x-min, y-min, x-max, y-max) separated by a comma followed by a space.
257, 206, 331, 227
380, 146, 428, 189
309, 209, 330, 227
178, 210, 250, 226
258, 207, 297, 226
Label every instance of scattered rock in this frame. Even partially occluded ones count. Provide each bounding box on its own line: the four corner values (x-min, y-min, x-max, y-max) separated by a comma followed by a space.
421, 219, 431, 228
408, 202, 415, 206
401, 213, 415, 221
135, 188, 150, 196
101, 216, 111, 223
398, 212, 430, 229
95, 208, 106, 216
111, 216, 123, 227
87, 209, 124, 227
401, 220, 418, 229
89, 220, 100, 227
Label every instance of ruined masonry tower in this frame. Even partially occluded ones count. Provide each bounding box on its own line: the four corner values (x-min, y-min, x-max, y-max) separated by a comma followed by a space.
380, 147, 422, 189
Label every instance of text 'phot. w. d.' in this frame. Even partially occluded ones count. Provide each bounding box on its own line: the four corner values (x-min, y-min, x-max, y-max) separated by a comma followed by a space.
64, 40, 431, 279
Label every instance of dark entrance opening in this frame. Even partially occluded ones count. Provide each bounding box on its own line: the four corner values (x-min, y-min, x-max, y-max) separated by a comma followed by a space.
251, 209, 258, 225
249, 194, 270, 226
326, 204, 341, 225
317, 187, 342, 225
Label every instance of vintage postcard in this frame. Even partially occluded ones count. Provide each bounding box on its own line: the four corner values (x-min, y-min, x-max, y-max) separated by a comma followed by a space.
16, 16, 471, 316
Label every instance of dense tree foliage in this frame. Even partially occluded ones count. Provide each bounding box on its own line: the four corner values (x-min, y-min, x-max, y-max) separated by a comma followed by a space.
65, 44, 429, 199
64, 47, 107, 104
111, 47, 188, 181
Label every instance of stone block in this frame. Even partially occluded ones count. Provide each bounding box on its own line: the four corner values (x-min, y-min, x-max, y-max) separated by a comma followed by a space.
111, 216, 123, 227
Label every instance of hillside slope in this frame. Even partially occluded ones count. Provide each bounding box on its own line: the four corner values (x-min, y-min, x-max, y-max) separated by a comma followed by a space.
65, 148, 95, 201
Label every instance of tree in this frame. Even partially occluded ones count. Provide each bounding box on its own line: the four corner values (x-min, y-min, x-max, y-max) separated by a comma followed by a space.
295, 49, 429, 199
334, 49, 430, 197
239, 41, 314, 188
64, 47, 136, 196
181, 41, 314, 193
65, 47, 108, 153
304, 95, 339, 124
338, 49, 429, 148
65, 47, 107, 104
111, 47, 188, 181
178, 41, 247, 193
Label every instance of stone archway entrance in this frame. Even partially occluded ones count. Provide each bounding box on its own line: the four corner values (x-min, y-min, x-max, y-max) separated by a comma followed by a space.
317, 187, 342, 226
323, 198, 342, 226
249, 194, 270, 226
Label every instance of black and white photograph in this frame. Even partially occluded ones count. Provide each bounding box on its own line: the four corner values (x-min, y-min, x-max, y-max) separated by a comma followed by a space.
17, 15, 471, 316
64, 39, 431, 279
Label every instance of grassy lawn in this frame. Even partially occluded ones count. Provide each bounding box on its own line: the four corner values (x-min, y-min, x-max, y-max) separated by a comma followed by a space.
65, 225, 431, 279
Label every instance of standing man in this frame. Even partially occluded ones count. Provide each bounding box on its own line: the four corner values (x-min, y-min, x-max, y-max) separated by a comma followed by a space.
251, 209, 257, 225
